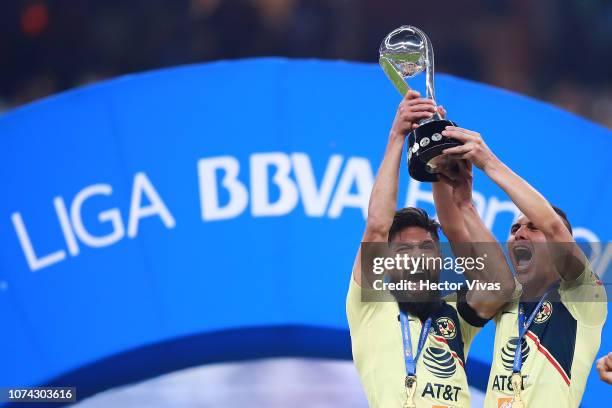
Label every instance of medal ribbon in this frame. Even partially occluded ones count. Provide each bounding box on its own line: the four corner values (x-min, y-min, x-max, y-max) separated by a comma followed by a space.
512, 290, 552, 373
399, 309, 432, 377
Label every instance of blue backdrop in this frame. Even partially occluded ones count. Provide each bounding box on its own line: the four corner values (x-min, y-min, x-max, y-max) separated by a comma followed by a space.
0, 58, 610, 406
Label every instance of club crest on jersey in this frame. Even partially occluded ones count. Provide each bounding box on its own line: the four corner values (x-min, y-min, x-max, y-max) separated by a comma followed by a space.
501, 337, 530, 371
423, 347, 457, 378
435, 316, 457, 340
534, 300, 553, 324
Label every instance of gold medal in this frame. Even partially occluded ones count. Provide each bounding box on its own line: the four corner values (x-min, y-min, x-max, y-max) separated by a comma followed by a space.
404, 375, 417, 408
511, 372, 525, 408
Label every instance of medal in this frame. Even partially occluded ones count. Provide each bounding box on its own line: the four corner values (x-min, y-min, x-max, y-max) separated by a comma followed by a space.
399, 309, 431, 408
511, 372, 524, 408
404, 375, 417, 408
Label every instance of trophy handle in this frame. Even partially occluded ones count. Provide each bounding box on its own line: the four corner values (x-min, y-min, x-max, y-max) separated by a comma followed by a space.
411, 27, 440, 122
411, 26, 436, 102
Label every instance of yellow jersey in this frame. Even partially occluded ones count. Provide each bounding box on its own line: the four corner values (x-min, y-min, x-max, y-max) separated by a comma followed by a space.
346, 277, 487, 408
484, 266, 607, 407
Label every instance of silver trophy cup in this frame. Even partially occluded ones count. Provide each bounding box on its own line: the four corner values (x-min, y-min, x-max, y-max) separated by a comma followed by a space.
380, 26, 461, 182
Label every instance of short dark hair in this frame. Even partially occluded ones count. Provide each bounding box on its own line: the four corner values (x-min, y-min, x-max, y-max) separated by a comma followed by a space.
551, 205, 572, 235
388, 207, 440, 243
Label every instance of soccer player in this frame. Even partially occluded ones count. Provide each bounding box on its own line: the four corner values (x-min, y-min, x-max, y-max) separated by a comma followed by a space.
436, 125, 608, 407
346, 91, 515, 407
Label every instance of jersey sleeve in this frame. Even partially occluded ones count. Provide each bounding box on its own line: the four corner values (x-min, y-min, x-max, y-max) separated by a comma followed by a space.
559, 260, 608, 326
346, 275, 383, 333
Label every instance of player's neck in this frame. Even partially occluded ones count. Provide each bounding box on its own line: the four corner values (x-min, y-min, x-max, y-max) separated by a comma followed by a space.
399, 299, 442, 321
521, 274, 559, 302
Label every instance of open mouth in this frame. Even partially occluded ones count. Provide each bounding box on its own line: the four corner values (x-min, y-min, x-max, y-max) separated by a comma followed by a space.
397, 268, 430, 284
513, 244, 533, 270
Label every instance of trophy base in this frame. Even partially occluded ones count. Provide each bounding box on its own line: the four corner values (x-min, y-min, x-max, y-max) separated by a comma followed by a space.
407, 119, 461, 182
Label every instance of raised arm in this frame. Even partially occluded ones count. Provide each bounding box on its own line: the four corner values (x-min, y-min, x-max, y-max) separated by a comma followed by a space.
352, 91, 437, 286
432, 180, 470, 242
435, 160, 515, 319
431, 107, 471, 244
442, 126, 584, 281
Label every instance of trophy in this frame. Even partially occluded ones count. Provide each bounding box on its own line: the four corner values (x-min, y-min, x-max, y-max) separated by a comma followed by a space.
379, 26, 461, 182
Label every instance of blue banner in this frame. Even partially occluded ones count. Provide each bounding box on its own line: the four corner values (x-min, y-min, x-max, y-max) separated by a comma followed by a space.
0, 58, 609, 405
